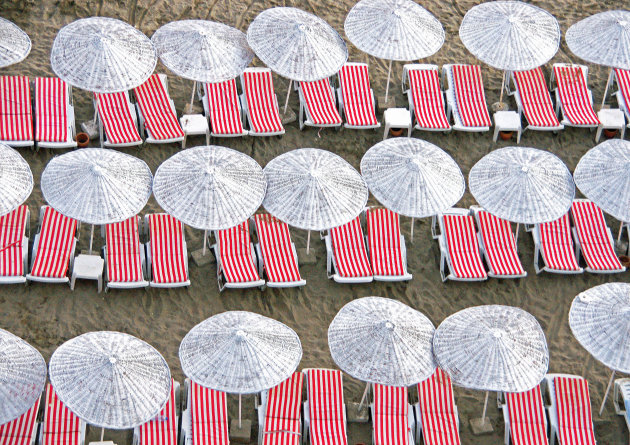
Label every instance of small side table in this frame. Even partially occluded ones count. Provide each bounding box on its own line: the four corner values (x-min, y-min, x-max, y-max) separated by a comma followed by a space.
493, 111, 522, 143
180, 114, 210, 148
71, 254, 104, 293
596, 108, 626, 142
383, 108, 412, 140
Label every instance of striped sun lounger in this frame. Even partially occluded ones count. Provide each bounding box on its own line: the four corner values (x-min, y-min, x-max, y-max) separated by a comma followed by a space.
134, 380, 179, 445
258, 372, 304, 445
323, 216, 373, 283
552, 64, 600, 128
366, 208, 412, 281
304, 369, 348, 445
511, 68, 563, 132
214, 220, 265, 291
134, 74, 184, 145
182, 380, 229, 445
146, 214, 190, 288
613, 68, 630, 127
35, 77, 77, 149
0, 398, 40, 445
443, 64, 491, 132
532, 213, 583, 275
613, 378, 630, 433
502, 386, 548, 445
41, 384, 85, 445
545, 374, 596, 445
415, 368, 460, 445
372, 384, 413, 445
297, 78, 342, 130
95, 91, 143, 147
337, 63, 380, 129
202, 79, 247, 137
403, 64, 450, 132
0, 205, 29, 284
240, 68, 285, 136
0, 76, 33, 148
104, 216, 148, 291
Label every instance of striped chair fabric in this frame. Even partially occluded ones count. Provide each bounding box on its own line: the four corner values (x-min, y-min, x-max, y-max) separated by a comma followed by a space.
254, 214, 302, 284
538, 214, 581, 272
205, 79, 245, 135
417, 368, 460, 445
614, 68, 630, 111
299, 79, 342, 126
450, 65, 491, 128
553, 376, 596, 445
134, 74, 184, 141
35, 77, 69, 143
0, 205, 28, 278
262, 372, 304, 445
30, 207, 76, 279
0, 76, 33, 142
476, 210, 524, 277
553, 65, 600, 126
373, 384, 410, 445
105, 217, 143, 283
329, 217, 372, 279
139, 379, 177, 445
366, 208, 405, 278
513, 68, 561, 128
306, 369, 347, 445
217, 220, 261, 284
408, 69, 450, 130
442, 214, 487, 280
147, 214, 188, 285
189, 381, 229, 445
0, 398, 40, 445
338, 64, 378, 127
242, 70, 284, 134
95, 91, 142, 145
505, 386, 548, 445
42, 384, 82, 445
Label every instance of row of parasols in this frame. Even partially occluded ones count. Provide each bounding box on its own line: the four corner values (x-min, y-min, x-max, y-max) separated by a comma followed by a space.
1, 285, 629, 434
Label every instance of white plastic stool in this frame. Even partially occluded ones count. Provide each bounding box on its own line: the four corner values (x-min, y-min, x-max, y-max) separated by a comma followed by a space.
71, 254, 104, 293
493, 111, 522, 143
383, 108, 412, 140
596, 109, 626, 142
180, 114, 210, 148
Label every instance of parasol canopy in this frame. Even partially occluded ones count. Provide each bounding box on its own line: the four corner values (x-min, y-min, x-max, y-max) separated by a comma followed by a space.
262, 148, 368, 231
152, 146, 266, 231
0, 329, 46, 425
468, 146, 575, 225
361, 138, 464, 218
0, 17, 31, 68
179, 311, 302, 394
48, 331, 171, 429
0, 143, 33, 216
328, 296, 436, 387
51, 17, 157, 93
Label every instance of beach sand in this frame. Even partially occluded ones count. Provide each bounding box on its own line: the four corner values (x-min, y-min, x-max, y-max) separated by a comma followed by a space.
0, 0, 628, 443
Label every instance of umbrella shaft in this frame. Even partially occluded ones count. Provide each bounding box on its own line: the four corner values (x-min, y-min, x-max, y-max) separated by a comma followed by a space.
239, 394, 242, 428
358, 382, 370, 412
100, 427, 104, 441
284, 80, 293, 114
515, 223, 520, 245
481, 391, 489, 422
599, 370, 615, 415
307, 230, 310, 255
499, 71, 506, 105
89, 224, 94, 255
190, 81, 197, 108
601, 70, 612, 109
410, 217, 415, 242
385, 60, 392, 103
203, 230, 207, 256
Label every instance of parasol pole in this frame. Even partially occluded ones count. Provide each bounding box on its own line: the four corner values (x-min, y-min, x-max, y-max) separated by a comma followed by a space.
306, 230, 311, 254
385, 60, 393, 103
618, 222, 625, 242
515, 222, 520, 244
100, 427, 105, 441
89, 224, 95, 255
358, 381, 370, 412
599, 369, 615, 415
481, 390, 490, 423
284, 80, 293, 113
190, 81, 197, 108
499, 71, 507, 105
203, 230, 207, 256
601, 69, 612, 109
410, 217, 415, 242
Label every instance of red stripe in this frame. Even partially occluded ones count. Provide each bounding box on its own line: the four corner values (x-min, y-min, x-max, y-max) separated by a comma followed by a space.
30, 207, 76, 279
0, 205, 27, 277
306, 369, 348, 445
330, 217, 372, 278
300, 79, 342, 125
409, 69, 450, 130
217, 220, 261, 283
477, 210, 524, 276
514, 68, 560, 128
554, 377, 596, 445
254, 214, 302, 283
148, 214, 188, 284
42, 384, 81, 445
190, 381, 229, 445
263, 373, 303, 445
134, 74, 184, 141
207, 79, 245, 135
243, 71, 283, 134
451, 65, 491, 127
553, 66, 600, 126
139, 379, 177, 445
417, 369, 460, 445
338, 64, 378, 127
35, 77, 68, 142
95, 91, 142, 144
0, 76, 33, 142
105, 216, 143, 283
539, 213, 581, 271
367, 209, 405, 277
506, 387, 548, 445
571, 200, 622, 271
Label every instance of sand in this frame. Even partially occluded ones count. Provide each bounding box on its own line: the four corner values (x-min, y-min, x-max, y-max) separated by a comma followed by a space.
0, 0, 629, 443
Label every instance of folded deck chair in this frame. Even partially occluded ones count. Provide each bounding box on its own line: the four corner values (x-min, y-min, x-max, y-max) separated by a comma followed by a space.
26, 206, 77, 284
570, 199, 624, 273
501, 386, 548, 445
322, 216, 373, 284
95, 91, 143, 147
371, 384, 414, 445
146, 214, 190, 288
365, 208, 412, 281
613, 68, 630, 128
104, 216, 148, 291
432, 208, 487, 282
181, 380, 229, 445
543, 374, 596, 445
240, 68, 285, 136
213, 220, 265, 291
442, 64, 491, 132
613, 378, 630, 434
402, 64, 450, 132
297, 78, 342, 130
201, 79, 248, 137
551, 64, 600, 128
510, 68, 563, 132
253, 214, 305, 288
134, 74, 184, 145
532, 213, 583, 275
337, 63, 380, 129
257, 372, 303, 445
0, 76, 33, 148
471, 206, 526, 278
0, 205, 29, 284
0, 397, 40, 445
303, 368, 348, 445
41, 384, 86, 445
35, 77, 77, 149
134, 380, 179, 445
415, 368, 460, 445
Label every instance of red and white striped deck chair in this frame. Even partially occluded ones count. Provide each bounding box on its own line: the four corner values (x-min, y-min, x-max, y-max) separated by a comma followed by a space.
337, 63, 380, 129
442, 65, 491, 132
365, 208, 412, 281
240, 68, 285, 136
202, 79, 247, 137
95, 91, 142, 147
104, 216, 148, 291
551, 64, 600, 128
415, 368, 460, 445
433, 209, 487, 282
511, 68, 563, 132
253, 214, 305, 288
371, 384, 414, 445
0, 205, 29, 284
134, 380, 179, 445
303, 369, 347, 445
297, 78, 342, 130
471, 206, 526, 278
134, 74, 184, 145
613, 68, 630, 129
0, 398, 40, 445
181, 380, 229, 445
26, 206, 77, 284
544, 374, 596, 445
146, 214, 190, 288
570, 200, 624, 273
0, 76, 33, 148
257, 372, 303, 445
41, 384, 85, 445
402, 64, 450, 132
532, 213, 582, 275
35, 77, 77, 149
213, 220, 264, 291
502, 386, 548, 445
323, 216, 373, 283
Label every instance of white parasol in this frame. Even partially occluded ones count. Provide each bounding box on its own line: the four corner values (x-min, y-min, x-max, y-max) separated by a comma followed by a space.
0, 143, 32, 216
0, 17, 31, 68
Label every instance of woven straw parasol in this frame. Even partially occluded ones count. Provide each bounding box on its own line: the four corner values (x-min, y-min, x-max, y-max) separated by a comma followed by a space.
570, 283, 630, 414
0, 143, 33, 216
0, 17, 31, 67
50, 17, 156, 93
49, 331, 171, 432
0, 329, 46, 425
345, 0, 444, 101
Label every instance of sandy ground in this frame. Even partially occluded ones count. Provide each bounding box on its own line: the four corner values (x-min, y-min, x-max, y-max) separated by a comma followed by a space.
1, 0, 629, 444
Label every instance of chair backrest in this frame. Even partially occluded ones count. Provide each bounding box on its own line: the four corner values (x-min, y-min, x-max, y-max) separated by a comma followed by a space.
442, 213, 487, 279
139, 379, 177, 445
35, 77, 69, 143
305, 369, 347, 445
147, 214, 188, 284
217, 220, 260, 284
553, 65, 600, 125
263, 372, 304, 445
134, 74, 184, 141
476, 210, 524, 276
299, 79, 342, 125
614, 68, 630, 109
189, 381, 229, 445
30, 207, 76, 279
553, 376, 596, 445
408, 68, 450, 129
242, 69, 284, 134
505, 386, 548, 445
205, 79, 245, 135
417, 368, 460, 445
106, 216, 143, 283
329, 216, 372, 278
449, 65, 491, 127
538, 214, 581, 272
254, 214, 302, 283
0, 76, 33, 142
513, 68, 560, 128
0, 398, 40, 445
95, 91, 142, 144
338, 64, 378, 127
366, 208, 405, 277
373, 384, 409, 445
42, 384, 82, 445
0, 205, 28, 277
